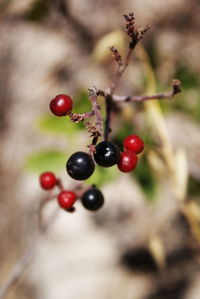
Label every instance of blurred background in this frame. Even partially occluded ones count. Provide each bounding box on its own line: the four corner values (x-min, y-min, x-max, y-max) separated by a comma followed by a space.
0, 0, 200, 298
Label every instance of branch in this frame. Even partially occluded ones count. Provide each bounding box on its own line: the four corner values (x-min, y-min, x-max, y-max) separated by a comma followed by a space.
112, 79, 181, 102
96, 79, 181, 103
96, 79, 181, 140
104, 95, 113, 141
107, 47, 133, 95
107, 13, 149, 95
69, 88, 103, 145
88, 87, 103, 137
109, 46, 123, 67
69, 111, 94, 122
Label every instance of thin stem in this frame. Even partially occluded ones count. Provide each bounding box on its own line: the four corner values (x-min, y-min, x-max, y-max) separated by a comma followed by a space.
101, 79, 180, 140
69, 111, 94, 122
106, 13, 149, 96
0, 198, 59, 299
88, 87, 103, 137
56, 178, 64, 191
107, 47, 134, 95
104, 95, 113, 141
112, 79, 181, 102
0, 230, 39, 299
104, 46, 135, 139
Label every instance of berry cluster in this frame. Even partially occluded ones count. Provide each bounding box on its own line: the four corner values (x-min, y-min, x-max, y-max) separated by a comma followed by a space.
66, 136, 144, 181
118, 134, 144, 172
47, 93, 144, 211
39, 172, 104, 211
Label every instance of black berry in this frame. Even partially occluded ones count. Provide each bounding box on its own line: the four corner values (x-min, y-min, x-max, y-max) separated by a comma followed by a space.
93, 141, 120, 167
66, 151, 95, 180
81, 188, 104, 211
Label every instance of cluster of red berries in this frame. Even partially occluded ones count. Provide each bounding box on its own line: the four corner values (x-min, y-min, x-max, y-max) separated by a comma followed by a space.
118, 134, 144, 172
39, 172, 104, 211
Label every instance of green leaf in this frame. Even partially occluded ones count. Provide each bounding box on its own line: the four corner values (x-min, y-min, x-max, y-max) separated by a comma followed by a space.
37, 114, 84, 136
86, 165, 119, 187
25, 150, 66, 173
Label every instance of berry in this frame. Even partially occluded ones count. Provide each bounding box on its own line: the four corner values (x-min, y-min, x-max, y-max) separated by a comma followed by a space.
93, 141, 120, 167
50, 94, 73, 116
117, 151, 138, 172
39, 172, 57, 190
66, 151, 95, 180
81, 188, 104, 211
57, 190, 77, 210
123, 135, 144, 154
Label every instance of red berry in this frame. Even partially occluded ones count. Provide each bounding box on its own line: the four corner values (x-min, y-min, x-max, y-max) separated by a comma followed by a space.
50, 94, 73, 116
117, 151, 138, 172
123, 135, 144, 154
40, 172, 57, 190
57, 191, 77, 210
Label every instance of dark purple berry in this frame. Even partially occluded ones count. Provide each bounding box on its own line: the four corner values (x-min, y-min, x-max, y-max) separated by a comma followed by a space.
81, 188, 104, 211
93, 141, 120, 167
66, 151, 95, 180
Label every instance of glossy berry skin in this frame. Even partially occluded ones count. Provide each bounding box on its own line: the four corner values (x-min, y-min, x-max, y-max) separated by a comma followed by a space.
93, 141, 120, 167
123, 135, 144, 154
39, 172, 57, 190
66, 151, 95, 180
117, 151, 138, 173
50, 94, 73, 116
57, 190, 77, 210
81, 188, 104, 211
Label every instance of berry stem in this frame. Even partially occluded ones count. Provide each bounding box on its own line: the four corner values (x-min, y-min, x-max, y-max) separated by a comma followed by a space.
0, 197, 59, 299
107, 47, 134, 95
111, 80, 181, 102
88, 87, 103, 137
69, 111, 94, 122
38, 194, 58, 230
104, 95, 113, 141
0, 230, 39, 299
106, 13, 149, 95
56, 177, 64, 190
96, 79, 181, 104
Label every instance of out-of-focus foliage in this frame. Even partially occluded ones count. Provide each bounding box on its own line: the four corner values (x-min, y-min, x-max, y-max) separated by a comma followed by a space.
93, 30, 128, 63
133, 156, 157, 200
25, 150, 66, 173
86, 165, 118, 187
26, 0, 49, 21
38, 114, 84, 136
